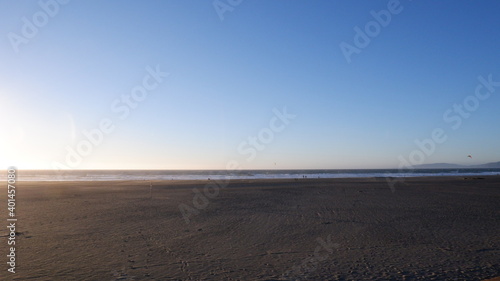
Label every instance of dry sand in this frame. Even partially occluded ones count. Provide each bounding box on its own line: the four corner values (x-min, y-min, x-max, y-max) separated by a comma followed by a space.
1, 176, 499, 280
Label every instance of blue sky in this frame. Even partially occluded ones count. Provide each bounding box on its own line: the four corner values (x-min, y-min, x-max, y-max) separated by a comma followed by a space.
1, 0, 499, 169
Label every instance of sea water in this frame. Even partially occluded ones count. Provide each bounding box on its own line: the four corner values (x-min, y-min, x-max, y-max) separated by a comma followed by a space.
1, 169, 499, 181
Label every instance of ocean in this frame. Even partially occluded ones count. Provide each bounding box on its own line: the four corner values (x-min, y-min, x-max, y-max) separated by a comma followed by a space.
2, 168, 500, 181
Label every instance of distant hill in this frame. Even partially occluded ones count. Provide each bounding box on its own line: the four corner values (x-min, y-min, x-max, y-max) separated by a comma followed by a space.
476, 161, 500, 168
414, 161, 500, 169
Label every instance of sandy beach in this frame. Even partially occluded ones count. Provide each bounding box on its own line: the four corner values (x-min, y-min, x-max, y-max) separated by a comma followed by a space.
2, 176, 499, 280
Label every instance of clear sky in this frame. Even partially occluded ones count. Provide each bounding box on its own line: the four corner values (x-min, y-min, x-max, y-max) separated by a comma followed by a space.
1, 0, 499, 170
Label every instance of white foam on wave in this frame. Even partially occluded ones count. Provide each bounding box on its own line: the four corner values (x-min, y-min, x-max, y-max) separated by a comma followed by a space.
2, 170, 499, 182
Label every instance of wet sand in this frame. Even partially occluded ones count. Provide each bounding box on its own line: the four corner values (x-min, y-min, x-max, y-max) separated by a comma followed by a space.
2, 176, 499, 280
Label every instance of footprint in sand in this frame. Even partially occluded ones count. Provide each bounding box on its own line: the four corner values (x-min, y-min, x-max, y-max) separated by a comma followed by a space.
111, 267, 136, 281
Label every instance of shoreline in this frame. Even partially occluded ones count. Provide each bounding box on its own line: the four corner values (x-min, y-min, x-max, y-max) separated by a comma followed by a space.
2, 168, 499, 183
9, 174, 500, 185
